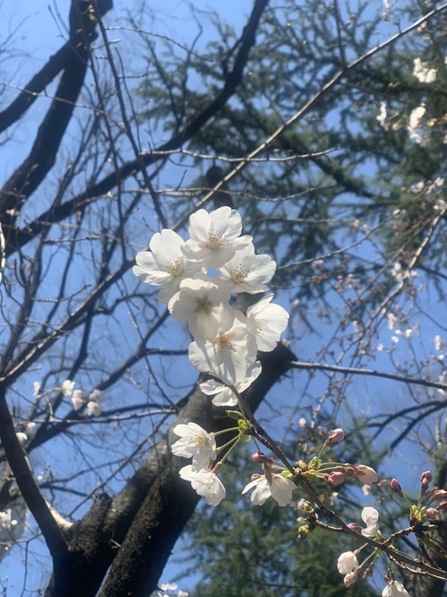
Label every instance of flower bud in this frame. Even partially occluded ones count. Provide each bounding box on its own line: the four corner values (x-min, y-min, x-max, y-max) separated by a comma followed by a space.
426, 508, 438, 519
326, 428, 345, 446
250, 451, 272, 464
421, 471, 433, 483
390, 478, 403, 495
347, 523, 362, 532
355, 465, 378, 485
344, 572, 358, 587
325, 472, 345, 486
420, 478, 430, 496
297, 525, 310, 540
429, 489, 447, 503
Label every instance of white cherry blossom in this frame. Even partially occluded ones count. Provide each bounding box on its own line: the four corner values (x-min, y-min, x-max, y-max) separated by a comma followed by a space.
242, 471, 295, 507
133, 229, 202, 303
62, 380, 75, 398
172, 422, 217, 470
189, 309, 257, 385
361, 506, 380, 537
247, 294, 289, 352
413, 57, 437, 84
382, 580, 410, 597
337, 551, 359, 575
179, 465, 226, 506
200, 361, 262, 407
168, 276, 232, 340
182, 207, 252, 268
217, 244, 276, 294
86, 389, 104, 417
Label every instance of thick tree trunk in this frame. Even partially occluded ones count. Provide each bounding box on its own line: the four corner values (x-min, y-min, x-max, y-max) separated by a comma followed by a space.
44, 343, 296, 596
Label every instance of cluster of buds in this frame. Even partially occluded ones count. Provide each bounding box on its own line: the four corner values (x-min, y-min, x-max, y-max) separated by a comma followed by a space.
390, 471, 447, 526
296, 428, 378, 489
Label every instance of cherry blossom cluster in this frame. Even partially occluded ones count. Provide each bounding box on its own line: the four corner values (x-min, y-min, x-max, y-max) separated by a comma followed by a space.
33, 379, 105, 417
133, 206, 289, 386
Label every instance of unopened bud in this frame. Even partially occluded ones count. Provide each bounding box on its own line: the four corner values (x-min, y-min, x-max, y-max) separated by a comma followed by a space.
421, 471, 433, 483
326, 428, 345, 446
426, 508, 438, 519
421, 478, 430, 496
344, 572, 358, 587
250, 451, 272, 464
347, 523, 362, 532
390, 478, 403, 495
325, 472, 345, 486
429, 489, 447, 503
297, 524, 310, 540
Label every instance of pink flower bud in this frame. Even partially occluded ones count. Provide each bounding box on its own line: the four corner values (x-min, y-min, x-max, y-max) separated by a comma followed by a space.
421, 478, 430, 496
363, 565, 374, 579
325, 472, 345, 486
437, 500, 447, 511
426, 508, 438, 519
421, 471, 433, 482
429, 489, 447, 503
250, 451, 272, 464
347, 523, 362, 532
326, 428, 345, 446
344, 572, 358, 587
355, 465, 378, 485
390, 478, 403, 495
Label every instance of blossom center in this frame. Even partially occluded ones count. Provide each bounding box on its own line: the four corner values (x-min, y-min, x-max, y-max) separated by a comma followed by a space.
195, 296, 213, 314
231, 266, 248, 283
214, 332, 234, 352
168, 258, 184, 277
205, 227, 223, 249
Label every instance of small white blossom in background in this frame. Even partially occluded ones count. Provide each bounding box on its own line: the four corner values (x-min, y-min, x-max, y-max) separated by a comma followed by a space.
0, 509, 17, 529
171, 423, 216, 471
387, 312, 398, 330
377, 101, 388, 129
434, 335, 444, 352
86, 389, 104, 417
33, 381, 42, 399
15, 432, 28, 444
407, 104, 426, 144
361, 506, 380, 537
390, 263, 404, 283
382, 580, 410, 597
179, 465, 225, 506
71, 389, 84, 411
413, 57, 437, 83
0, 500, 27, 561
62, 379, 75, 398
155, 583, 189, 597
